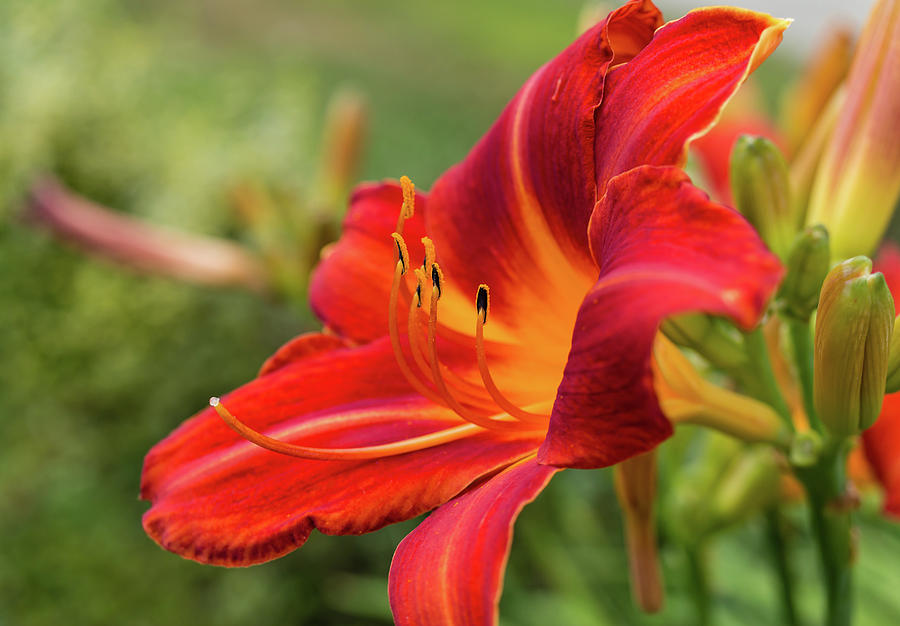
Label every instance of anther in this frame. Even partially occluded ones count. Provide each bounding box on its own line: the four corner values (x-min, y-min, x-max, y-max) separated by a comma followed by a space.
421, 236, 435, 271
431, 263, 443, 299
209, 396, 484, 460
395, 175, 415, 234
391, 232, 410, 274
476, 284, 489, 323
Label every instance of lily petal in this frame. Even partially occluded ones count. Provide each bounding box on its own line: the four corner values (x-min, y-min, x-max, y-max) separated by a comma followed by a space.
540, 166, 782, 468
423, 0, 662, 345
309, 181, 427, 343
863, 392, 900, 518
388, 456, 558, 626
141, 337, 543, 566
593, 7, 789, 190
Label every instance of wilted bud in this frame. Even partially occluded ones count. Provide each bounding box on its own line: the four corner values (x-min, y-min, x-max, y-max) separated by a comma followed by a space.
614, 451, 664, 613
660, 313, 745, 370
806, 0, 900, 259
814, 257, 895, 437
730, 135, 799, 260
776, 225, 831, 320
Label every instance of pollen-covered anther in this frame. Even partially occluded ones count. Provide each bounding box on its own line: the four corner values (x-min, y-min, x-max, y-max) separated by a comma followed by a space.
421, 236, 436, 272
395, 175, 416, 234
209, 396, 484, 460
391, 232, 410, 275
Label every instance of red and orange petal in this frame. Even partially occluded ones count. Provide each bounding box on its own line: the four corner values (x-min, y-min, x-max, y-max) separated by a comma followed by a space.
592, 7, 788, 191
389, 456, 558, 626
308, 181, 427, 344
540, 166, 782, 469
423, 0, 662, 345
141, 337, 544, 566
863, 392, 900, 519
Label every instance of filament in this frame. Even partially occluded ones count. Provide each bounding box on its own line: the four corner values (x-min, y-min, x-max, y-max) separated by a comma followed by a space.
388, 253, 448, 406
406, 281, 492, 409
210, 397, 483, 460
425, 268, 530, 432
475, 285, 549, 424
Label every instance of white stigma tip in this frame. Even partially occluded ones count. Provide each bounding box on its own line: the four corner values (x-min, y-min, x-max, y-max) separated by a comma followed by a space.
209, 397, 220, 407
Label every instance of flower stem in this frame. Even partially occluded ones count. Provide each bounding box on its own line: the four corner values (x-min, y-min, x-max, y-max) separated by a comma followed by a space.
765, 508, 799, 626
741, 327, 793, 426
796, 444, 854, 626
686, 546, 711, 626
787, 318, 825, 434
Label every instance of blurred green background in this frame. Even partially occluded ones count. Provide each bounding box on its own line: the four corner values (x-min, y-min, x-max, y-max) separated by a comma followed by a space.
2, 1, 898, 625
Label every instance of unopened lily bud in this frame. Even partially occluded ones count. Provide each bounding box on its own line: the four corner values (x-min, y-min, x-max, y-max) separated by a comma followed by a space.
660, 313, 746, 370
776, 225, 831, 320
806, 0, 900, 259
709, 446, 781, 529
885, 316, 900, 393
814, 257, 895, 437
730, 135, 798, 260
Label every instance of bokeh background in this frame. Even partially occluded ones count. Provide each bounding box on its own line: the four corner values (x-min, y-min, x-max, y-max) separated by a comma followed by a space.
2, 0, 897, 625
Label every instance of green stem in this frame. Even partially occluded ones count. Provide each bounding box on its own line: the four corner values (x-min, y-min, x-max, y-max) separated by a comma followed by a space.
787, 318, 825, 435
741, 327, 793, 426
765, 508, 799, 626
686, 546, 711, 626
796, 445, 854, 626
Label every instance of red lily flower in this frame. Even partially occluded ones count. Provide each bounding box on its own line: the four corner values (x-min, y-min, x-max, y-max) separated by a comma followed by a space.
864, 243, 900, 519
141, 1, 786, 622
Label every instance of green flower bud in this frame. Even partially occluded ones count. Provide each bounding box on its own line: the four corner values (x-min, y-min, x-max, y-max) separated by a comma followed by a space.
886, 317, 900, 393
708, 446, 781, 528
814, 257, 895, 437
776, 225, 830, 320
659, 313, 746, 370
730, 135, 799, 261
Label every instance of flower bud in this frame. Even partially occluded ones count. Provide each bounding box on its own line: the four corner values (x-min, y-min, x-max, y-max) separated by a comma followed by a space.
776, 225, 830, 320
614, 451, 664, 613
885, 316, 900, 393
708, 445, 782, 528
806, 0, 900, 259
659, 313, 746, 370
730, 135, 798, 260
814, 257, 895, 437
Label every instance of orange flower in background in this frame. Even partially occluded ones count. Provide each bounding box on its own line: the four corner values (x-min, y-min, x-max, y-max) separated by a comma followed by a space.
140, 1, 787, 622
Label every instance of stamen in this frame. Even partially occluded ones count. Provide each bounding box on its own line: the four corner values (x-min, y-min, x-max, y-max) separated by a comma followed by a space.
388, 254, 448, 406
210, 397, 483, 460
407, 284, 492, 408
395, 175, 416, 234
475, 284, 550, 424
425, 266, 530, 432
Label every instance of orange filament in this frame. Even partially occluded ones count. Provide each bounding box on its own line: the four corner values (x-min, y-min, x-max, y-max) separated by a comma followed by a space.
475, 284, 550, 424
425, 265, 530, 432
210, 397, 483, 460
388, 255, 448, 406
406, 273, 493, 409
